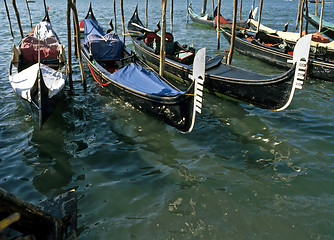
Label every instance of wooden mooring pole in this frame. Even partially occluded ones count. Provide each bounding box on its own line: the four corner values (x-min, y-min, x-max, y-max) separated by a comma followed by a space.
315, 0, 319, 16
24, 0, 32, 28
170, 0, 173, 33
256, 0, 263, 33
216, 0, 221, 50
202, 0, 207, 15
3, 0, 14, 38
299, 0, 304, 37
12, 0, 24, 39
239, 0, 242, 21
305, 0, 309, 34
227, 0, 238, 65
318, 0, 324, 32
73, 0, 77, 56
67, 0, 73, 89
67, 0, 86, 90
146, 0, 149, 27
120, 0, 125, 43
296, 0, 303, 29
159, 0, 167, 77
72, 1, 86, 90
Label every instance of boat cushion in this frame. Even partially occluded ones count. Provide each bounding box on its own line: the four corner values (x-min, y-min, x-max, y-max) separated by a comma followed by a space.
20, 35, 59, 63
84, 19, 124, 60
111, 63, 182, 96
144, 32, 174, 54
144, 32, 161, 43
311, 32, 330, 43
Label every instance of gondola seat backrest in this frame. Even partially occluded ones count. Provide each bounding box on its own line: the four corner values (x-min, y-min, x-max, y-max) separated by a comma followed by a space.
144, 32, 174, 55
214, 16, 229, 27
144, 32, 161, 52
165, 32, 174, 55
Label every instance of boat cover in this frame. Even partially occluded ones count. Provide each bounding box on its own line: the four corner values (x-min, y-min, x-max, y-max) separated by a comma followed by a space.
20, 35, 59, 63
20, 21, 60, 63
9, 63, 65, 101
84, 19, 124, 60
110, 63, 183, 96
34, 21, 57, 40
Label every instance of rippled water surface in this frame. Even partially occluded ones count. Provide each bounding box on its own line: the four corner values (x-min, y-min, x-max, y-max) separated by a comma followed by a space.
1, 0, 334, 239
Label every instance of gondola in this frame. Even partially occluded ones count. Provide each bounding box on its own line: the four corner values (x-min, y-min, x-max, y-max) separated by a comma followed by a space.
242, 19, 334, 81
8, 14, 66, 129
304, 12, 334, 40
248, 18, 334, 50
128, 6, 312, 111
187, 4, 248, 29
79, 4, 205, 133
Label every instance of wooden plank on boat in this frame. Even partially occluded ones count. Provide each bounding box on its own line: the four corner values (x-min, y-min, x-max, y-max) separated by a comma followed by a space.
0, 188, 77, 240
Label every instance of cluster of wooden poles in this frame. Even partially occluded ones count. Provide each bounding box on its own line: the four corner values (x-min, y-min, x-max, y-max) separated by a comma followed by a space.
296, 0, 326, 37
186, 0, 327, 63
185, 0, 242, 65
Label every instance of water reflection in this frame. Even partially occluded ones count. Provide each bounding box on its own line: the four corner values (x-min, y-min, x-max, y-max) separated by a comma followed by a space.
202, 94, 308, 180
23, 96, 75, 198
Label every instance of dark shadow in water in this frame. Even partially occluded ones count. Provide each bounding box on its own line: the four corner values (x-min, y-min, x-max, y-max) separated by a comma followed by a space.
196, 94, 296, 171
23, 93, 75, 198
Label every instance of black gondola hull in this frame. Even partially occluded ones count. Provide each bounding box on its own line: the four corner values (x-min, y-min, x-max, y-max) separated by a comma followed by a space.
130, 35, 297, 110
81, 46, 196, 133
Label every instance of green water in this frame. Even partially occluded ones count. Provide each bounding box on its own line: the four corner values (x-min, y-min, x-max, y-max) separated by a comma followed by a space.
1, 0, 334, 239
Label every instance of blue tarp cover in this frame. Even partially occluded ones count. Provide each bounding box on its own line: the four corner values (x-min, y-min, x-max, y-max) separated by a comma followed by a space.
111, 63, 183, 96
84, 19, 124, 60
